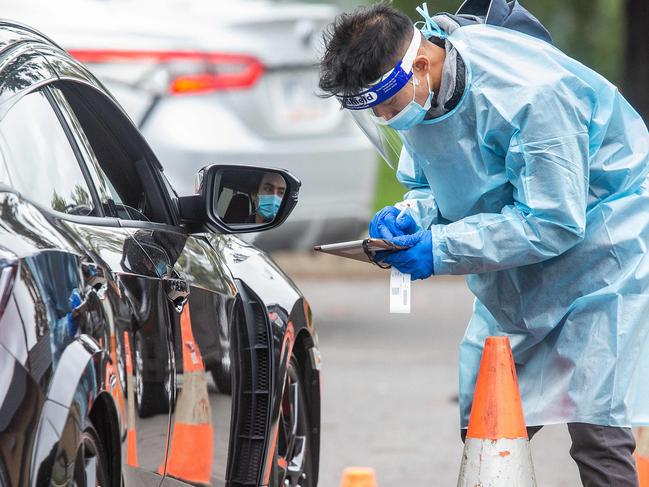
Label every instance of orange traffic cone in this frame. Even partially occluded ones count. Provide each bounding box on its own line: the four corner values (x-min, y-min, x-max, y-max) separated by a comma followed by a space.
108, 333, 125, 423
162, 305, 214, 484
339, 467, 378, 487
104, 357, 125, 427
636, 427, 649, 485
457, 336, 537, 486
123, 331, 139, 468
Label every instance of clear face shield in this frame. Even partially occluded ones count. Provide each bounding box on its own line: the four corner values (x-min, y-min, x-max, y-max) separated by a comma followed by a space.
337, 27, 423, 169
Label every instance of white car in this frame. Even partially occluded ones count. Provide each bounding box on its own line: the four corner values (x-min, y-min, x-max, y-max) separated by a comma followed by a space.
3, 0, 377, 249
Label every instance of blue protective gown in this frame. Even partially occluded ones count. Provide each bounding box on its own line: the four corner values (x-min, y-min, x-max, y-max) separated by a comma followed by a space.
396, 24, 649, 428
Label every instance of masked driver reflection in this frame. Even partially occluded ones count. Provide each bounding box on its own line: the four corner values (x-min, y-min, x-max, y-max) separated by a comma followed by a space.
252, 172, 286, 223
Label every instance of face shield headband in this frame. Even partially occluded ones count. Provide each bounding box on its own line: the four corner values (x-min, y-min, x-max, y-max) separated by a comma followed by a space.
337, 26, 421, 111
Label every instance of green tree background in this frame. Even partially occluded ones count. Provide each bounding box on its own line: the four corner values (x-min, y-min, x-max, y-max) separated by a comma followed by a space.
392, 0, 624, 84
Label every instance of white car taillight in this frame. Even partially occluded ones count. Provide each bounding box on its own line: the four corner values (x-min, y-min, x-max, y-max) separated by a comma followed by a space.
67, 49, 265, 95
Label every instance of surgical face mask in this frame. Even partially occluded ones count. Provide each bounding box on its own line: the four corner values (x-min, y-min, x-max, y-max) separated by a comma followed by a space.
374, 73, 433, 131
257, 194, 282, 221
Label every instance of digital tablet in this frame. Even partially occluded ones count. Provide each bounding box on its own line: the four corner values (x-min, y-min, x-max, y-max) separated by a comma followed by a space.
313, 238, 406, 264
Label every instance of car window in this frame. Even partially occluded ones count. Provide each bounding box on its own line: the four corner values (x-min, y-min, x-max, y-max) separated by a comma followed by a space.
50, 82, 172, 225
48, 87, 145, 221
0, 90, 96, 216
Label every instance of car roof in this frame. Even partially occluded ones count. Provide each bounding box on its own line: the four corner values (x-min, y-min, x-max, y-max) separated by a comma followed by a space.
0, 19, 105, 107
0, 19, 62, 60
0, 19, 157, 170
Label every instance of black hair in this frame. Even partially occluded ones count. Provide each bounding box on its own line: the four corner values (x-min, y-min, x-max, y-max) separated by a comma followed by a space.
318, 2, 414, 98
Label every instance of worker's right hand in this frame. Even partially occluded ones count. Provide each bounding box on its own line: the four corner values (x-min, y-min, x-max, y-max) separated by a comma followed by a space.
369, 206, 418, 239
377, 230, 434, 280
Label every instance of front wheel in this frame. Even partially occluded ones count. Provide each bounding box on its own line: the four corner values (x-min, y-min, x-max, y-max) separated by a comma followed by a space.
134, 331, 169, 418
273, 357, 315, 487
72, 422, 110, 487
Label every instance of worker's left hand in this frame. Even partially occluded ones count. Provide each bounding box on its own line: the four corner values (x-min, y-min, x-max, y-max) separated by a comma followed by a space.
377, 230, 434, 280
369, 206, 418, 239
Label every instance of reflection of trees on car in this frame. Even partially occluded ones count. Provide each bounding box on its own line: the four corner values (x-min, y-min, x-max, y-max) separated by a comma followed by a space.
50, 184, 93, 215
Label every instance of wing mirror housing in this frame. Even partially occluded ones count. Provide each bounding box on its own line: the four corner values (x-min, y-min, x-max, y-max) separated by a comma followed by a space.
178, 164, 301, 234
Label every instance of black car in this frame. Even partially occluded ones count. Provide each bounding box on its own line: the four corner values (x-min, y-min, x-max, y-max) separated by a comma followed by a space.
0, 21, 321, 487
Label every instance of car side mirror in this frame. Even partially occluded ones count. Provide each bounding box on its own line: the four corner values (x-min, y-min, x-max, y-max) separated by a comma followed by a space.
177, 164, 301, 234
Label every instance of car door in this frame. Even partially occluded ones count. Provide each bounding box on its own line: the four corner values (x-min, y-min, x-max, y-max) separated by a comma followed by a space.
0, 78, 171, 485
46, 77, 239, 487
40, 84, 176, 485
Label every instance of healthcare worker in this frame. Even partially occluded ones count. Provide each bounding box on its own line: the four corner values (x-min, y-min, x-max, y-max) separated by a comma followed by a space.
319, 3, 649, 485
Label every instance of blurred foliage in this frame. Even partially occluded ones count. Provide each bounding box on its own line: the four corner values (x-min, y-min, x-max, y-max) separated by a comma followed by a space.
374, 161, 407, 211
392, 0, 624, 83
327, 0, 625, 83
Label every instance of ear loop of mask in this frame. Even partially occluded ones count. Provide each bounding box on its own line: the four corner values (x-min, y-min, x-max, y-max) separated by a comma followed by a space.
416, 70, 434, 113
423, 72, 433, 109
410, 73, 434, 110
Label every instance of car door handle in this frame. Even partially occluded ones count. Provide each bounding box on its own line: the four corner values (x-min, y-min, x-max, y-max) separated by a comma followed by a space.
81, 261, 107, 292
164, 277, 189, 311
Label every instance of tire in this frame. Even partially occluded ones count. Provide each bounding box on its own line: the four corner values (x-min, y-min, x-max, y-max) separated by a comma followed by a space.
210, 365, 232, 395
115, 331, 127, 396
73, 422, 110, 487
271, 357, 315, 487
134, 331, 169, 418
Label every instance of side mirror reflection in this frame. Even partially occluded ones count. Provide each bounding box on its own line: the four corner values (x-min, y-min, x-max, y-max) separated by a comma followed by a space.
178, 164, 301, 235
215, 169, 288, 226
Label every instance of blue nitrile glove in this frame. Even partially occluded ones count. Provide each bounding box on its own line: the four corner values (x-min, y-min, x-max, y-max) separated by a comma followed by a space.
67, 288, 83, 335
369, 206, 418, 239
377, 230, 434, 280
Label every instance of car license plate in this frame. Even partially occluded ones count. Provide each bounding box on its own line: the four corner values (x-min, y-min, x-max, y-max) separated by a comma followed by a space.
268, 70, 341, 133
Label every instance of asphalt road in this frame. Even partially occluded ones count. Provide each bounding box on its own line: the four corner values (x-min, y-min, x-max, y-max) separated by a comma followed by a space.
292, 274, 583, 486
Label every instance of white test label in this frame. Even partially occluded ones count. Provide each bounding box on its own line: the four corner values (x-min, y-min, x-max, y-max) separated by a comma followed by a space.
390, 269, 411, 314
